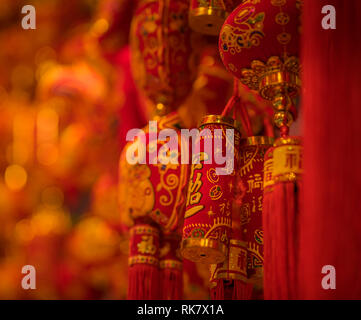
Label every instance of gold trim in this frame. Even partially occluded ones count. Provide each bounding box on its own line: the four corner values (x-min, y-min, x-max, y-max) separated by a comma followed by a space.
189, 7, 228, 36
241, 136, 275, 146
180, 238, 227, 264
273, 136, 302, 147
160, 259, 183, 270
130, 225, 159, 237
128, 255, 159, 267
229, 239, 247, 247
260, 70, 301, 101
199, 115, 241, 132
215, 272, 248, 282
274, 172, 302, 183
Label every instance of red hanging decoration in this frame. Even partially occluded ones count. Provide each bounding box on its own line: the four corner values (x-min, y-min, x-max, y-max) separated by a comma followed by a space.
181, 115, 241, 264
239, 136, 273, 299
128, 222, 161, 299
262, 137, 302, 299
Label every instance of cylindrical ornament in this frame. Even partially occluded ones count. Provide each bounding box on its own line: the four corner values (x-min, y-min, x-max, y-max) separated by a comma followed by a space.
209, 239, 248, 291
189, 0, 228, 36
272, 137, 302, 183
128, 222, 161, 299
238, 136, 273, 295
129, 223, 160, 269
181, 115, 241, 264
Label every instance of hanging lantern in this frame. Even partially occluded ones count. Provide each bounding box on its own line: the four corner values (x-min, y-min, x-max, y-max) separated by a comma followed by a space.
159, 231, 183, 299
130, 0, 199, 112
118, 112, 189, 232
118, 111, 189, 299
181, 115, 241, 264
219, 0, 302, 132
239, 136, 273, 298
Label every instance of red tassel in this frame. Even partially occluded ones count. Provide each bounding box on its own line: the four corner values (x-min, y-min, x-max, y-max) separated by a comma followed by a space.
128, 264, 160, 300
262, 139, 302, 300
210, 279, 253, 300
161, 267, 183, 300
233, 280, 253, 300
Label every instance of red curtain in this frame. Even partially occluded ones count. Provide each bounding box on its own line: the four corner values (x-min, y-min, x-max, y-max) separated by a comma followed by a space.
298, 0, 361, 299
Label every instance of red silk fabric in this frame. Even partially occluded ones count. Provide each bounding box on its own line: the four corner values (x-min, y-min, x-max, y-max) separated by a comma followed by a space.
298, 0, 361, 299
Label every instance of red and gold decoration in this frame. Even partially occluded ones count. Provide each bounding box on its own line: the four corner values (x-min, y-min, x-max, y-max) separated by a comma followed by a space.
189, 0, 228, 36
209, 239, 250, 300
118, 111, 189, 299
262, 137, 302, 299
130, 0, 198, 111
181, 115, 241, 264
219, 0, 302, 132
128, 223, 161, 299
238, 136, 273, 298
218, 0, 302, 300
1, 0, 360, 302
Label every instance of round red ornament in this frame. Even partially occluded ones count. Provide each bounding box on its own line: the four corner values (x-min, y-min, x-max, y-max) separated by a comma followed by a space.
219, 0, 302, 129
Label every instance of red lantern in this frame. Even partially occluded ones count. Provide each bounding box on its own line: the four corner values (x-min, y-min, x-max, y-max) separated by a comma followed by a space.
118, 111, 189, 299
118, 112, 189, 233
238, 136, 273, 298
130, 0, 198, 111
219, 0, 302, 130
181, 115, 241, 264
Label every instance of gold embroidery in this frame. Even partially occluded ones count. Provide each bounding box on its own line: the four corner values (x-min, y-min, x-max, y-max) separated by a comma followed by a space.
219, 6, 265, 55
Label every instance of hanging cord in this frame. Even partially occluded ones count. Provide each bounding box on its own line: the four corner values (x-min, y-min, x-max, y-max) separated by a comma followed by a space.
222, 78, 253, 137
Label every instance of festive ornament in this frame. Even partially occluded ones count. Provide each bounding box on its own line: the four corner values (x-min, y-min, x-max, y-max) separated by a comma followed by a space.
189, 1, 248, 36
128, 222, 161, 299
130, 0, 198, 111
181, 115, 241, 264
118, 111, 189, 299
209, 239, 251, 300
118, 112, 189, 232
159, 231, 183, 299
262, 136, 302, 299
219, 0, 302, 131
238, 136, 273, 298
189, 0, 228, 36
